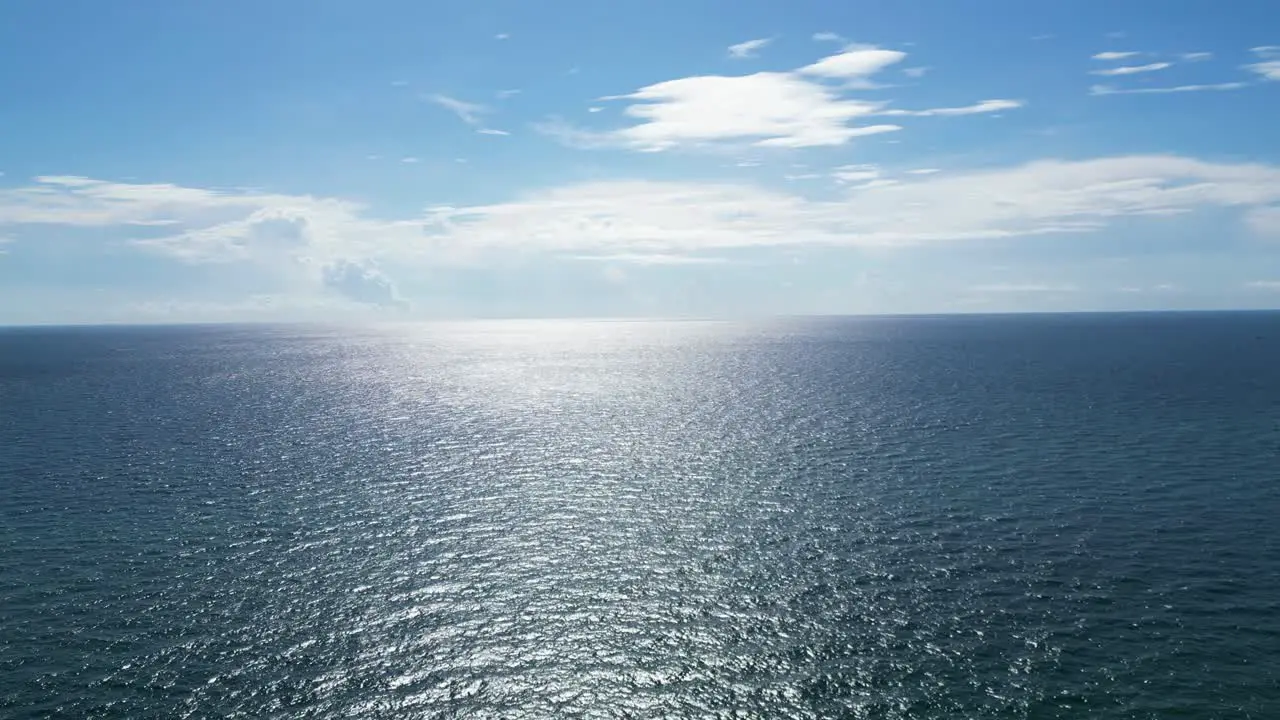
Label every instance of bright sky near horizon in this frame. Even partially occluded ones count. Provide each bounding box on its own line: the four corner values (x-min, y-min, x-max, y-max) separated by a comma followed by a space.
2, 0, 1279, 323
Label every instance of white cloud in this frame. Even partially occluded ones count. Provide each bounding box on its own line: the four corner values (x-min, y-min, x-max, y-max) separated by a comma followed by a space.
812, 32, 845, 43
1252, 46, 1280, 57
1246, 61, 1280, 80
429, 94, 486, 125
401, 157, 419, 163
902, 67, 929, 78
429, 94, 511, 135
599, 71, 900, 150
797, 48, 906, 78
496, 89, 521, 99
1092, 51, 1140, 60
1090, 62, 1172, 76
417, 155, 1280, 253
1181, 52, 1213, 61
8, 156, 1280, 279
831, 164, 880, 183
880, 99, 1023, 116
495, 33, 510, 40
728, 38, 771, 59
564, 46, 1015, 151
906, 168, 941, 175
1091, 82, 1248, 95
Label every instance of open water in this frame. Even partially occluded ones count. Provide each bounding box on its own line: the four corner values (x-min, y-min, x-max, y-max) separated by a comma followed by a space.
1, 313, 1278, 718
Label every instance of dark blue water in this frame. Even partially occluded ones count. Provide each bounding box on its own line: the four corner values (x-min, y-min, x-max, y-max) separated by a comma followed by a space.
2, 314, 1278, 718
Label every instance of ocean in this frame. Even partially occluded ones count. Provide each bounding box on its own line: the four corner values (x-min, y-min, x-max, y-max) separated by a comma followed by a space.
1, 313, 1277, 718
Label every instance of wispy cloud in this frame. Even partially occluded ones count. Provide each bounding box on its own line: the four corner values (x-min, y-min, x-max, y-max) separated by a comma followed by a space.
1090, 62, 1171, 76
902, 67, 929, 78
1181, 52, 1213, 61
1247, 46, 1280, 80
1092, 51, 1140, 61
1091, 82, 1248, 95
400, 157, 419, 163
906, 168, 941, 175
1246, 280, 1280, 290
10, 156, 1280, 280
831, 164, 880, 183
1246, 61, 1280, 80
495, 33, 510, 40
728, 38, 771, 59
881, 99, 1024, 117
812, 32, 845, 43
429, 94, 509, 135
429, 94, 486, 126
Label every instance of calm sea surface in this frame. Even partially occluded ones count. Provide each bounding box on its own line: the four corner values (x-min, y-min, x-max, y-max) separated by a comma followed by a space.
1, 314, 1278, 718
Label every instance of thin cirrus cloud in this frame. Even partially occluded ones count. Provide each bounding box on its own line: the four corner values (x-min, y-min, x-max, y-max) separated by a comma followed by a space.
543, 46, 1021, 151
727, 38, 771, 59
1092, 51, 1141, 60
1091, 82, 1248, 95
1090, 62, 1172, 76
879, 99, 1024, 117
428, 94, 510, 136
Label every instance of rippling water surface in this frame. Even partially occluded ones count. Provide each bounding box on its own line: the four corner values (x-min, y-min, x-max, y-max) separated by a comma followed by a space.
2, 314, 1278, 718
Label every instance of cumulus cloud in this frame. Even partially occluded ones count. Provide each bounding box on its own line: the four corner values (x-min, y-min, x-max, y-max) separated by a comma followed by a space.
728, 38, 771, 59
321, 260, 408, 308
557, 45, 1016, 151
1090, 62, 1171, 76
597, 72, 900, 150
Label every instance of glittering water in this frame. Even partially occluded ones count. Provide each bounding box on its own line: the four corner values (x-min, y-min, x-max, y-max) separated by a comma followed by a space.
2, 314, 1278, 719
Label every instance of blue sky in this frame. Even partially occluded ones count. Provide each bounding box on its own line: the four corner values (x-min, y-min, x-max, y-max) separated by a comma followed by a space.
2, 0, 1279, 323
